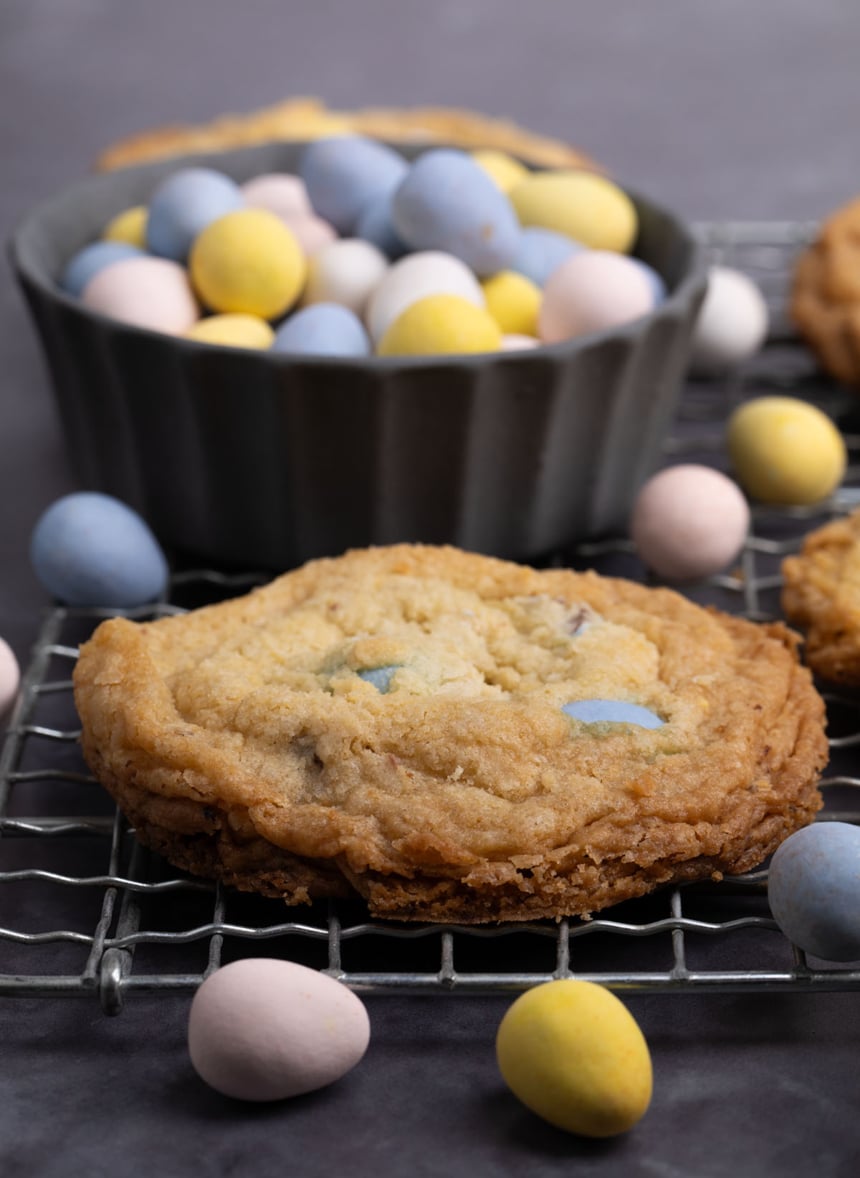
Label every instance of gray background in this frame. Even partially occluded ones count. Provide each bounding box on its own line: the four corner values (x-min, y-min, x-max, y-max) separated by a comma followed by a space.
1, 2, 859, 1175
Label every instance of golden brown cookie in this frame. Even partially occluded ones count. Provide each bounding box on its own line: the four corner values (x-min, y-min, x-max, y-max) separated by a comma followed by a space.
96, 96, 600, 173
791, 197, 860, 387
73, 544, 827, 924
782, 509, 860, 684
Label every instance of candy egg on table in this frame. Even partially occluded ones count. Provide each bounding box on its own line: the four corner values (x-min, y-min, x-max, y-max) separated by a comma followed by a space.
630, 464, 750, 581
145, 167, 244, 262
767, 823, 860, 961
82, 256, 199, 334
690, 265, 769, 374
281, 212, 339, 257
187, 958, 370, 1102
496, 979, 652, 1137
272, 303, 371, 357
102, 205, 148, 249
378, 294, 502, 356
539, 250, 656, 344
186, 314, 274, 350
0, 636, 20, 718
391, 148, 521, 276
470, 148, 530, 193
30, 492, 169, 607
726, 396, 846, 504
365, 249, 485, 344
61, 240, 144, 297
300, 135, 408, 234
481, 270, 541, 337
510, 170, 638, 253
240, 172, 312, 219
513, 226, 582, 288
355, 194, 407, 259
189, 208, 306, 320
302, 238, 388, 316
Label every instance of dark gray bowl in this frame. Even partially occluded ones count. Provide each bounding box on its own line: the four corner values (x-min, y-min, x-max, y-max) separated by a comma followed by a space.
10, 141, 706, 570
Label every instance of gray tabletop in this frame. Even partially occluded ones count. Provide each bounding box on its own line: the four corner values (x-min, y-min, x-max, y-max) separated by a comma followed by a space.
2, 3, 859, 1175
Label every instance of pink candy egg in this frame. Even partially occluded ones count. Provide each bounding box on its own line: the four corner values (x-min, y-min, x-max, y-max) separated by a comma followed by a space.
539, 251, 655, 344
0, 636, 20, 717
82, 256, 199, 334
240, 173, 312, 220
281, 213, 339, 257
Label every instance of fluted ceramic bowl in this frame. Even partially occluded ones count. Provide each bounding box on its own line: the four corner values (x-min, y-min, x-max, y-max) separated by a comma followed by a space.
10, 141, 706, 570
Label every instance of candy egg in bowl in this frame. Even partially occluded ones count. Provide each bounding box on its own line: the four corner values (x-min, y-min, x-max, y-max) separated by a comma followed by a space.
10, 140, 705, 570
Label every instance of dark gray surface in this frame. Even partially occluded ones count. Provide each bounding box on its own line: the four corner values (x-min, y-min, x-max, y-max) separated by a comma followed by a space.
2, 3, 860, 1176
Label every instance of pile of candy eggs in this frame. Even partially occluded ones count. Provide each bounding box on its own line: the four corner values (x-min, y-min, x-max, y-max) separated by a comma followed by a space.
59, 137, 669, 358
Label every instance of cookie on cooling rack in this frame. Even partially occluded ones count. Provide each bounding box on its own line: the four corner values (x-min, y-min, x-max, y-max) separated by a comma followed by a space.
782, 508, 860, 685
73, 545, 828, 924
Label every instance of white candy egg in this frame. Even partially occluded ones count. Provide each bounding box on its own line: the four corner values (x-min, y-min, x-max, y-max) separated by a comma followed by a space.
0, 636, 20, 717
538, 251, 656, 344
365, 250, 485, 343
302, 238, 389, 316
501, 334, 540, 351
690, 266, 769, 374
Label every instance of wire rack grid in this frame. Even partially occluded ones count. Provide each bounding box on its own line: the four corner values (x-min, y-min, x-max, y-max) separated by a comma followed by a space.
2, 221, 860, 1015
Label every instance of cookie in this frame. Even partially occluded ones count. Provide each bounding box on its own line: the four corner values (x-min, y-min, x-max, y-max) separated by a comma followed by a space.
73, 544, 827, 924
790, 197, 860, 387
96, 96, 600, 173
782, 508, 860, 685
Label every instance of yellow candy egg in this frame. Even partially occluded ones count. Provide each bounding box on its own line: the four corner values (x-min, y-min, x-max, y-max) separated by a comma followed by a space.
509, 171, 638, 253
481, 271, 541, 336
103, 205, 148, 249
378, 294, 503, 356
185, 313, 274, 350
496, 980, 652, 1138
471, 149, 530, 193
189, 208, 306, 320
727, 396, 846, 505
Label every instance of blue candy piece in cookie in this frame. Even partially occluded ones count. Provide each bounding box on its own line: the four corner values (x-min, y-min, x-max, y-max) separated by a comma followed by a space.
356, 665, 399, 693
562, 699, 664, 729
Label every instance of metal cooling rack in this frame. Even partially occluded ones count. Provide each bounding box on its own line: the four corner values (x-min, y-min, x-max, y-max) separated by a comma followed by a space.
2, 221, 860, 1014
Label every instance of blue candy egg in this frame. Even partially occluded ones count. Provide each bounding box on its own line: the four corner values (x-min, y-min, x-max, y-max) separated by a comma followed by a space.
767, 822, 860, 961
391, 149, 521, 277
272, 303, 371, 357
61, 241, 145, 297
356, 665, 399, 692
146, 168, 244, 262
30, 492, 169, 607
300, 136, 408, 235
629, 258, 667, 304
562, 699, 664, 729
355, 194, 407, 259
513, 227, 582, 287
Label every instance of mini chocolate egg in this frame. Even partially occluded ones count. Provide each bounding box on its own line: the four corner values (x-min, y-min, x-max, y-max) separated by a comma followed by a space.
539, 250, 655, 343
281, 212, 339, 257
727, 396, 846, 505
392, 149, 521, 276
188, 958, 370, 1102
186, 314, 274, 350
300, 135, 408, 234
82, 256, 199, 334
30, 492, 169, 607
768, 823, 860, 961
146, 167, 244, 262
272, 303, 371, 357
562, 699, 664, 729
510, 171, 638, 253
378, 294, 502, 356
190, 208, 305, 320
356, 665, 399, 692
481, 271, 541, 336
496, 980, 652, 1137
630, 464, 750, 581
513, 226, 582, 287
0, 636, 20, 718
240, 173, 312, 219
355, 194, 407, 259
470, 149, 530, 193
365, 250, 485, 344
303, 239, 388, 316
102, 205, 148, 249
61, 241, 144, 298
501, 334, 540, 351
690, 266, 769, 374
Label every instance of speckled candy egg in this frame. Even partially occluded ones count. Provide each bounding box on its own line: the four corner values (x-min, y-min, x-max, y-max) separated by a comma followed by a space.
513, 227, 582, 287
272, 303, 371, 357
82, 256, 199, 334
61, 241, 144, 297
690, 266, 769, 374
30, 492, 169, 607
378, 294, 502, 356
303, 238, 388, 316
630, 464, 750, 581
240, 173, 312, 220
300, 135, 408, 234
496, 980, 652, 1137
365, 250, 485, 344
510, 171, 638, 254
392, 149, 521, 277
768, 823, 860, 961
539, 250, 655, 343
187, 959, 371, 1102
146, 167, 244, 262
0, 636, 20, 718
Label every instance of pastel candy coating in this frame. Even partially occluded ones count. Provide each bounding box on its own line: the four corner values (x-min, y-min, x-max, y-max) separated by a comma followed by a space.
146, 167, 244, 262
280, 212, 339, 257
303, 238, 388, 317
470, 149, 530, 193
630, 464, 750, 581
392, 149, 521, 277
510, 170, 638, 253
691, 266, 768, 374
102, 206, 148, 249
30, 492, 169, 607
188, 958, 370, 1102
189, 208, 306, 320
300, 135, 408, 234
0, 636, 20, 718
186, 314, 274, 350
82, 256, 199, 334
61, 241, 144, 297
629, 258, 667, 304
501, 334, 540, 351
513, 226, 582, 287
538, 250, 655, 344
272, 303, 371, 357
354, 194, 407, 259
240, 173, 312, 219
365, 250, 485, 344
378, 294, 502, 357
767, 823, 860, 961
562, 699, 664, 729
481, 270, 541, 336
356, 665, 399, 692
